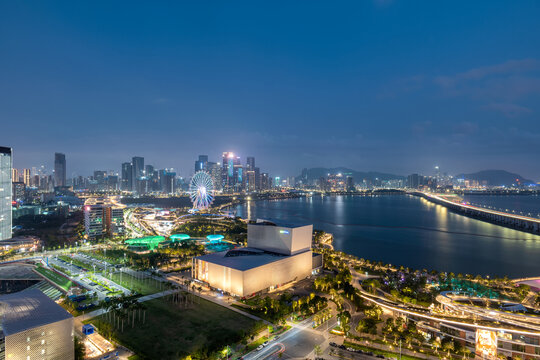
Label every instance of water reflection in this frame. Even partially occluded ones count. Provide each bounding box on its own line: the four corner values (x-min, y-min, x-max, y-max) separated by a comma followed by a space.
235, 195, 540, 277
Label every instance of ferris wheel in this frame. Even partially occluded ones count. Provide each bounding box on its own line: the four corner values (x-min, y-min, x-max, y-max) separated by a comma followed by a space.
189, 171, 215, 209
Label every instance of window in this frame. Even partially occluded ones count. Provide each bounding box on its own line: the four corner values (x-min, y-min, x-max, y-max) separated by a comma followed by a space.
511, 344, 525, 352
27, 345, 30, 351
27, 337, 30, 342
41, 340, 45, 345
41, 349, 45, 355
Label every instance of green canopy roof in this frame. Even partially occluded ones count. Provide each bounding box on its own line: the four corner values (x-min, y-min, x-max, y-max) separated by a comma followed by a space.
170, 234, 191, 242
125, 236, 166, 250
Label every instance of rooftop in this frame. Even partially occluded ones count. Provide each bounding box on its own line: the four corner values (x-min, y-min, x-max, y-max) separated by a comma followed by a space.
252, 218, 311, 228
0, 288, 72, 336
195, 247, 309, 271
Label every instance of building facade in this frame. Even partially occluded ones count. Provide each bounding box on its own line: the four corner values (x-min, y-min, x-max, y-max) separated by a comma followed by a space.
193, 221, 316, 297
84, 198, 125, 239
0, 147, 12, 241
53, 153, 66, 187
0, 289, 74, 360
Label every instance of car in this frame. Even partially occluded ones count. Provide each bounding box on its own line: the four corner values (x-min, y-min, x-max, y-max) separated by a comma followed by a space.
262, 341, 269, 347
376, 355, 385, 359
256, 345, 264, 351
330, 342, 337, 347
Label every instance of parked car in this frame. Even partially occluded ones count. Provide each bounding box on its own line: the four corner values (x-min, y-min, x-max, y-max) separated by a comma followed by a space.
256, 345, 264, 351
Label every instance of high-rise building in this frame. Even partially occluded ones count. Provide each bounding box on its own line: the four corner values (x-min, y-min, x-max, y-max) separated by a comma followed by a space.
246, 170, 256, 192
246, 156, 255, 171
131, 156, 144, 192
11, 168, 19, 183
121, 162, 133, 191
12, 182, 25, 202
54, 152, 66, 187
84, 199, 126, 239
195, 155, 209, 173
261, 173, 269, 190
346, 176, 355, 192
22, 168, 31, 186
221, 152, 235, 192
144, 165, 154, 178
254, 167, 261, 190
234, 163, 244, 192
407, 173, 420, 189
0, 147, 12, 241
159, 169, 176, 194
208, 162, 221, 192
93, 170, 107, 182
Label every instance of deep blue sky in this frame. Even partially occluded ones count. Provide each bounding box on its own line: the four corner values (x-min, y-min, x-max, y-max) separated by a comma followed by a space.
1, 1, 539, 179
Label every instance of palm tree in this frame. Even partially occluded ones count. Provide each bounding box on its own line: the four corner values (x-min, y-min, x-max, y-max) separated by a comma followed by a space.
432, 338, 442, 354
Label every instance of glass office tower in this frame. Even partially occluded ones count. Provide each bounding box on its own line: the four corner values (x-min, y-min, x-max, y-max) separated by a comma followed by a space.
0, 147, 12, 241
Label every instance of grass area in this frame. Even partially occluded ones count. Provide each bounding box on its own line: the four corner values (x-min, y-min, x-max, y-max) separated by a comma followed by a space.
343, 341, 424, 360
105, 272, 163, 295
87, 296, 263, 359
35, 265, 73, 291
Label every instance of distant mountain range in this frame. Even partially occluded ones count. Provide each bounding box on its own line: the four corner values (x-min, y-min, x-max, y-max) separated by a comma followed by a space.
298, 167, 404, 183
298, 167, 536, 186
455, 170, 536, 186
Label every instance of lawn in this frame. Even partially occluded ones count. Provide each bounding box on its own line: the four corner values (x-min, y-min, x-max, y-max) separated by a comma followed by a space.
105, 271, 163, 295
87, 296, 263, 359
35, 265, 73, 291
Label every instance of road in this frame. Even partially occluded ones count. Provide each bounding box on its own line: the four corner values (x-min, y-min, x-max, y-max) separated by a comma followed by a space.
244, 317, 331, 360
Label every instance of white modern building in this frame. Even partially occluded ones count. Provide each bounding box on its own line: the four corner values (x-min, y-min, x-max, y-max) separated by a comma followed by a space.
0, 288, 74, 360
193, 220, 321, 297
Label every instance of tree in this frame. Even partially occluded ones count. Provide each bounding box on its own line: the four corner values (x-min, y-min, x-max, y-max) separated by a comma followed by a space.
74, 336, 86, 360
432, 338, 442, 353
314, 345, 323, 356
442, 338, 455, 356
461, 346, 471, 359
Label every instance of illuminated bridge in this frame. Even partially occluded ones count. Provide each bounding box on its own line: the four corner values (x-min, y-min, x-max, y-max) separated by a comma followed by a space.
415, 192, 540, 235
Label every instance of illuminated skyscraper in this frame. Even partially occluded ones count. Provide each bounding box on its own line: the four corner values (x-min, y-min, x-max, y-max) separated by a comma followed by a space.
131, 156, 144, 192
23, 168, 31, 186
121, 162, 132, 191
0, 146, 12, 241
11, 168, 19, 183
208, 162, 222, 192
221, 152, 235, 192
54, 152, 66, 187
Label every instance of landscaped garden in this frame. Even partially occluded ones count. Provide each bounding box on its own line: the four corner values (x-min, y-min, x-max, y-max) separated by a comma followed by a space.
87, 296, 263, 359
35, 264, 73, 291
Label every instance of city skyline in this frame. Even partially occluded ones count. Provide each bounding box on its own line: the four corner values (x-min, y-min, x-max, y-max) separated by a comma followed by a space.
6, 148, 540, 183
1, 3, 540, 359
1, 2, 540, 178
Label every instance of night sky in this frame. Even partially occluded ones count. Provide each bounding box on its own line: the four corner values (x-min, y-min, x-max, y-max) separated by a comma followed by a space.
1, 1, 539, 179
